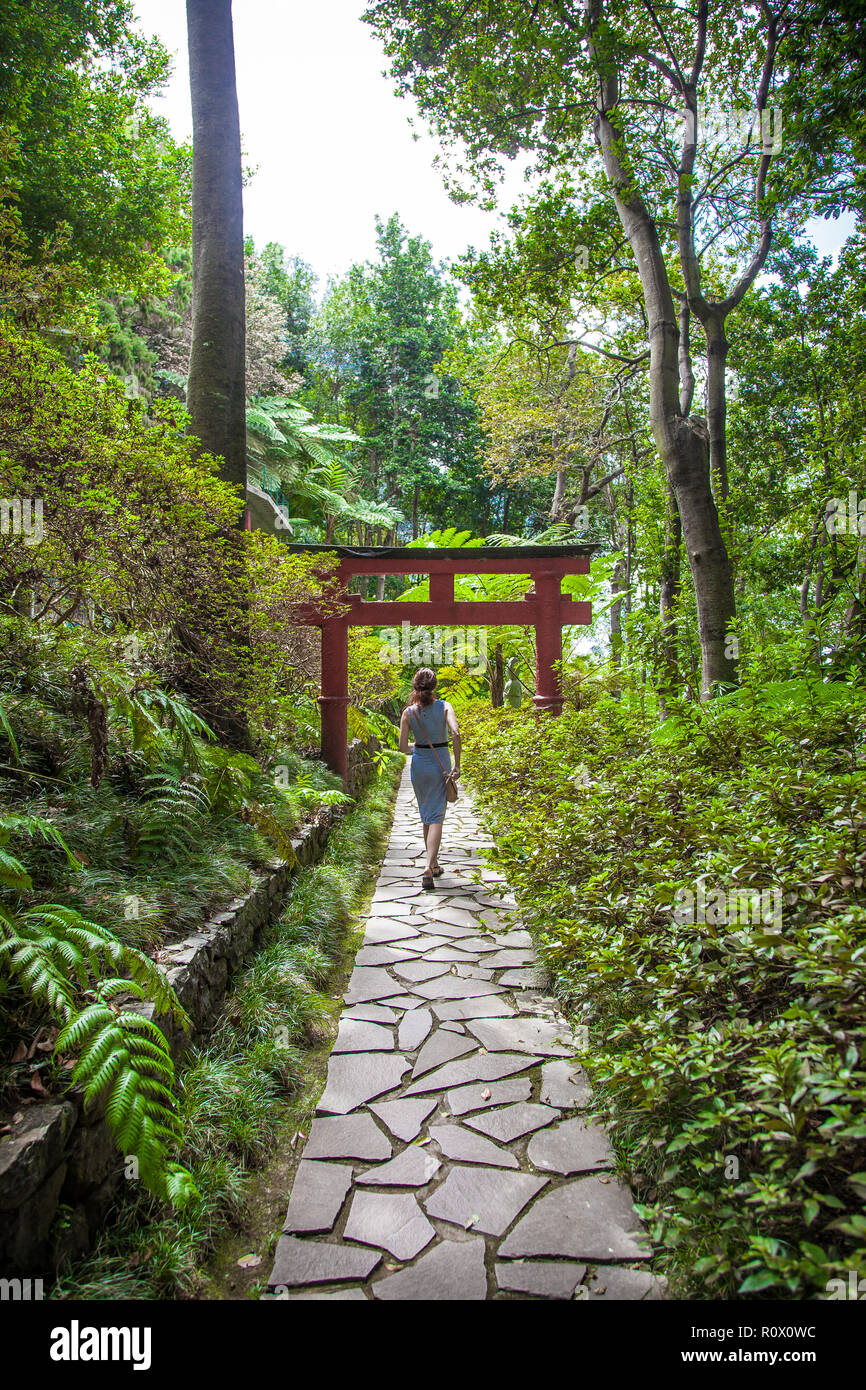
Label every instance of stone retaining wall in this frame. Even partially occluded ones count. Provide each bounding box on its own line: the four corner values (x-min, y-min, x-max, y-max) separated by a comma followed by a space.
0, 739, 380, 1277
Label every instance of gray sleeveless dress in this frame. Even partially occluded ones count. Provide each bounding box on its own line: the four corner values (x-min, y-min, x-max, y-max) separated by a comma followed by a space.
408, 700, 452, 825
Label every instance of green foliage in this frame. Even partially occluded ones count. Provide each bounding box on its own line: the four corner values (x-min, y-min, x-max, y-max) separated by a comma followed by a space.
0, 855, 195, 1205
51, 763, 401, 1299
0, 1, 190, 296
463, 675, 866, 1298
247, 395, 404, 542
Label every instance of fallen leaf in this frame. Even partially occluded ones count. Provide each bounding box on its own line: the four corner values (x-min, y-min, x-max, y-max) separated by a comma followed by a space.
237, 1254, 261, 1269
464, 1214, 479, 1230
597, 1175, 610, 1184
481, 1087, 491, 1101
11, 1042, 27, 1064
30, 1073, 49, 1097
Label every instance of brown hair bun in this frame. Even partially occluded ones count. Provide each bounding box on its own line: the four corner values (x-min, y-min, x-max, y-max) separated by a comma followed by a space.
412, 667, 437, 707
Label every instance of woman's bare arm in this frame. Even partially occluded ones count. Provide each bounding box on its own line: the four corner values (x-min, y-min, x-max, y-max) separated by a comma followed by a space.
398, 707, 413, 755
445, 703, 462, 776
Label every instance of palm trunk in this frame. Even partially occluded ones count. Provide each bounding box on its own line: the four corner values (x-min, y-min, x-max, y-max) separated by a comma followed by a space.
183, 0, 251, 749
186, 0, 246, 507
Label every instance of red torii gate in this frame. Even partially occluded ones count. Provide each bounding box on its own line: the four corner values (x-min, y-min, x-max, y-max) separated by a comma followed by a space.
288, 544, 595, 785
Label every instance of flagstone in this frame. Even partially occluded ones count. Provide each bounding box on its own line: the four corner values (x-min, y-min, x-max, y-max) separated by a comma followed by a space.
355, 945, 418, 966
283, 1161, 353, 1234
484, 950, 537, 968
343, 1003, 398, 1024
344, 1190, 435, 1261
464, 1103, 561, 1144
368, 1097, 437, 1142
498, 967, 549, 988
527, 1118, 614, 1174
269, 1235, 381, 1287
465, 1017, 575, 1057
385, 994, 425, 1009
498, 1177, 650, 1262
424, 945, 480, 963
317, 1053, 410, 1115
540, 1059, 592, 1109
356, 1147, 441, 1187
425, 1165, 547, 1236
344, 967, 406, 1005
305, 1114, 392, 1161
392, 960, 452, 984
410, 921, 484, 940
453, 963, 494, 980
397, 1007, 433, 1052
333, 1019, 395, 1053
446, 1077, 532, 1116
432, 996, 517, 1022
411, 1030, 478, 1077
409, 976, 507, 1002
276, 1288, 369, 1301
367, 901, 415, 918
372, 1236, 488, 1300
493, 930, 533, 949
584, 1267, 666, 1300
428, 1124, 519, 1170
404, 1052, 542, 1095
495, 1260, 587, 1299
362, 920, 421, 944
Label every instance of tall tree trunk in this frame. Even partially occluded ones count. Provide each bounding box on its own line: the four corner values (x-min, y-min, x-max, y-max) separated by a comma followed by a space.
186, 0, 246, 509
589, 4, 736, 696
182, 0, 251, 749
658, 484, 682, 716
610, 557, 625, 668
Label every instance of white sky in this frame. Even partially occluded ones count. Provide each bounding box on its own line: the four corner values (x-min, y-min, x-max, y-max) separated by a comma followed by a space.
134, 0, 853, 293
134, 0, 529, 290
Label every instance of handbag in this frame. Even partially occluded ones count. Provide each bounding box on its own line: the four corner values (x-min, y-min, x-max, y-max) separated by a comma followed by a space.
410, 703, 459, 802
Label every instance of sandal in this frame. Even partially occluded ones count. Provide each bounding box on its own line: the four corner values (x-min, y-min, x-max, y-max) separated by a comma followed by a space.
432, 865, 443, 877
421, 873, 435, 890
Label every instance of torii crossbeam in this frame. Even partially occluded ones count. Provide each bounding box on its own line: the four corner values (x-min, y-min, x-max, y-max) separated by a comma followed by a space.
287, 544, 596, 785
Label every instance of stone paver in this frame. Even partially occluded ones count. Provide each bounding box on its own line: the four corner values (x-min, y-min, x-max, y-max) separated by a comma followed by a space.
265, 764, 657, 1300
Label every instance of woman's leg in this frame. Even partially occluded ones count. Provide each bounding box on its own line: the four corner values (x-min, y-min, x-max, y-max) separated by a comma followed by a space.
425, 820, 443, 875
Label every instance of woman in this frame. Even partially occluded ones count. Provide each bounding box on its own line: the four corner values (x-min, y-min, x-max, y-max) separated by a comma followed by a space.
398, 667, 462, 890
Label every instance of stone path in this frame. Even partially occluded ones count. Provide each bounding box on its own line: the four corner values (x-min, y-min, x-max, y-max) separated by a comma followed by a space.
264, 762, 664, 1301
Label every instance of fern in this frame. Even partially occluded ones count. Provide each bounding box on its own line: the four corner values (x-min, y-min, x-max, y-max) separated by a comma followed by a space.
56, 979, 196, 1203
0, 900, 195, 1206
241, 801, 298, 866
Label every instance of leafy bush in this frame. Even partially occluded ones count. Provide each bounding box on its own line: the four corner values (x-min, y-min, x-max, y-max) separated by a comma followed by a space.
462, 675, 866, 1298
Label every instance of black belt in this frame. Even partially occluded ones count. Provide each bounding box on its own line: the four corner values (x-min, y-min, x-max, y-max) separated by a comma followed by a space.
414, 742, 449, 748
